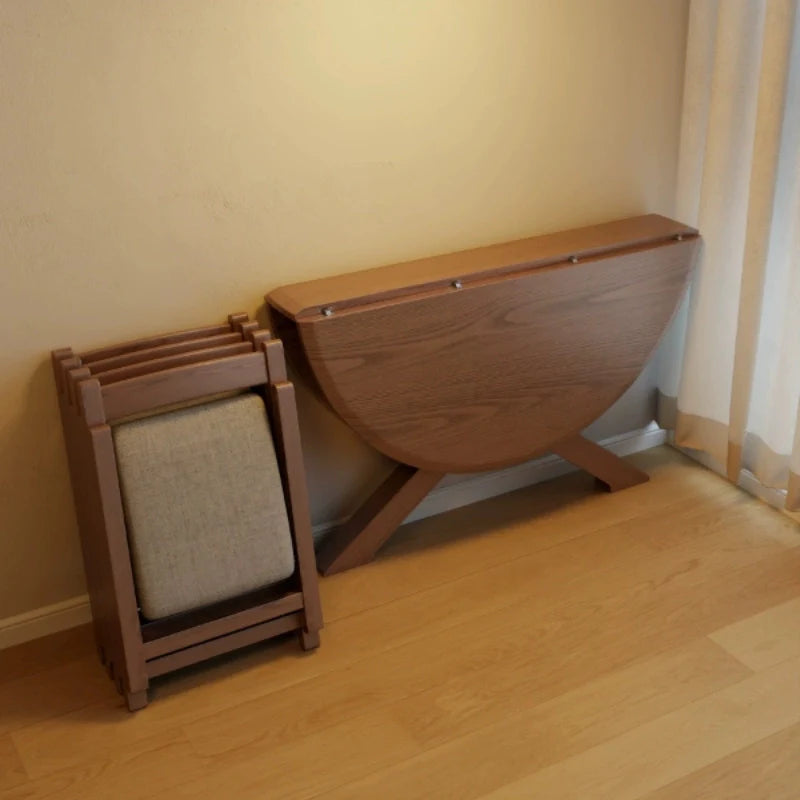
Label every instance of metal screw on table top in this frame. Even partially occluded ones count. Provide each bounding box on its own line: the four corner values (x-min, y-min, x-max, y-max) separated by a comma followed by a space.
451, 280, 463, 289
321, 306, 334, 317
569, 255, 579, 264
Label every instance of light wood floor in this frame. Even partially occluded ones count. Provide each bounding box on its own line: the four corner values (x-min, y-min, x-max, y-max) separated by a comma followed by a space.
2, 446, 800, 800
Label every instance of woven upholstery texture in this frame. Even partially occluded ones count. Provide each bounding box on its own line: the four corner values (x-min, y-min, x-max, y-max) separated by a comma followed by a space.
113, 393, 295, 619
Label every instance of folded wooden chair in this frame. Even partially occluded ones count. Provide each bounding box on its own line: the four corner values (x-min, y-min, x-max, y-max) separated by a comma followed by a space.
52, 325, 321, 710
54, 313, 260, 404
53, 315, 269, 674
79, 312, 251, 361
55, 314, 271, 674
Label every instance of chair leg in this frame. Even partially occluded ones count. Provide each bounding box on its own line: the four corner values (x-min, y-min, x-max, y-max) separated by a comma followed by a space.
299, 628, 320, 651
126, 689, 149, 712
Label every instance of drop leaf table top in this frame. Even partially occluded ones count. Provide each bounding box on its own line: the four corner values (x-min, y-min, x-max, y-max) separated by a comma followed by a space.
268, 214, 699, 574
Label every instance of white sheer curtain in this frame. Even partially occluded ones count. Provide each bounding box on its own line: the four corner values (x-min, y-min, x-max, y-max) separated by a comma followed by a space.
658, 0, 800, 510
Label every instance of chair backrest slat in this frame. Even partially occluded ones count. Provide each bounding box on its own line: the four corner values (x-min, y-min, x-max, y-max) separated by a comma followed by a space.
88, 332, 244, 374
80, 324, 233, 363
95, 342, 254, 386
100, 352, 268, 423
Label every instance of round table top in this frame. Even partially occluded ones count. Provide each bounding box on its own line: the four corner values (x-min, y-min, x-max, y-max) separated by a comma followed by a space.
292, 235, 696, 472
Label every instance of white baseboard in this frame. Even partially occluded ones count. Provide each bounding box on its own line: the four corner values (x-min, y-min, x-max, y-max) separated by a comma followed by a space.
0, 595, 92, 650
0, 423, 666, 651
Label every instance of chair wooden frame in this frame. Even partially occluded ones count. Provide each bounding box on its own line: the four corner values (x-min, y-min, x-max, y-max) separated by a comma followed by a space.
52, 321, 322, 711
77, 312, 251, 363
54, 313, 259, 403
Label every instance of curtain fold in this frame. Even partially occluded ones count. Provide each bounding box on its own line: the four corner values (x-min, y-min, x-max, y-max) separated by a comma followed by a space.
658, 0, 800, 511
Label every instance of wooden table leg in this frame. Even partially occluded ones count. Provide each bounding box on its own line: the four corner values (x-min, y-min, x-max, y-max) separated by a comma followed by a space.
317, 465, 444, 576
551, 435, 649, 492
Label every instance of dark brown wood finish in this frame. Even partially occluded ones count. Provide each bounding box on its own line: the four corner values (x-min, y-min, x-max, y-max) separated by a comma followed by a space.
60, 318, 276, 407
79, 312, 248, 363
551, 435, 649, 491
94, 342, 254, 385
141, 592, 305, 660
138, 579, 293, 642
270, 214, 696, 319
55, 313, 254, 404
266, 355, 323, 638
99, 352, 268, 423
85, 332, 246, 375
85, 418, 149, 699
52, 318, 322, 709
145, 612, 305, 679
297, 238, 696, 473
316, 466, 443, 575
51, 314, 259, 682
267, 215, 700, 574
51, 354, 114, 668
66, 365, 91, 407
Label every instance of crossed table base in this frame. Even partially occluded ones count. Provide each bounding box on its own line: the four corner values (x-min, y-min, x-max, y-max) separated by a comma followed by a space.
315, 436, 648, 575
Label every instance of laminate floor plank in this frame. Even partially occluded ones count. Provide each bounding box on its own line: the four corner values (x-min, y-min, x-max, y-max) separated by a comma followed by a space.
0, 657, 116, 738
13, 457, 774, 779
475, 656, 800, 800
709, 596, 800, 671
0, 447, 797, 800
321, 447, 740, 622
642, 721, 800, 800
313, 638, 750, 800
151, 710, 421, 800
0, 730, 201, 800
183, 524, 800, 765
0, 735, 26, 793
0, 625, 95, 687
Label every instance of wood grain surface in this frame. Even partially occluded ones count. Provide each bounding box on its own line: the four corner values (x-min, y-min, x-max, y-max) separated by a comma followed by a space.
86, 333, 246, 375
51, 324, 322, 710
553, 435, 649, 491
93, 342, 254, 385
3, 448, 799, 799
99, 352, 268, 423
296, 236, 697, 472
316, 466, 444, 575
78, 313, 249, 363
269, 214, 696, 318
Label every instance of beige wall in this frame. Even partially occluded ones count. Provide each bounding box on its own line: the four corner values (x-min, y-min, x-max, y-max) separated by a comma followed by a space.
0, 0, 688, 620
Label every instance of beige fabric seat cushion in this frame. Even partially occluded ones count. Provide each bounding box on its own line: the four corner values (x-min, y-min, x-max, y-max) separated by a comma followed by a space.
113, 393, 295, 620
